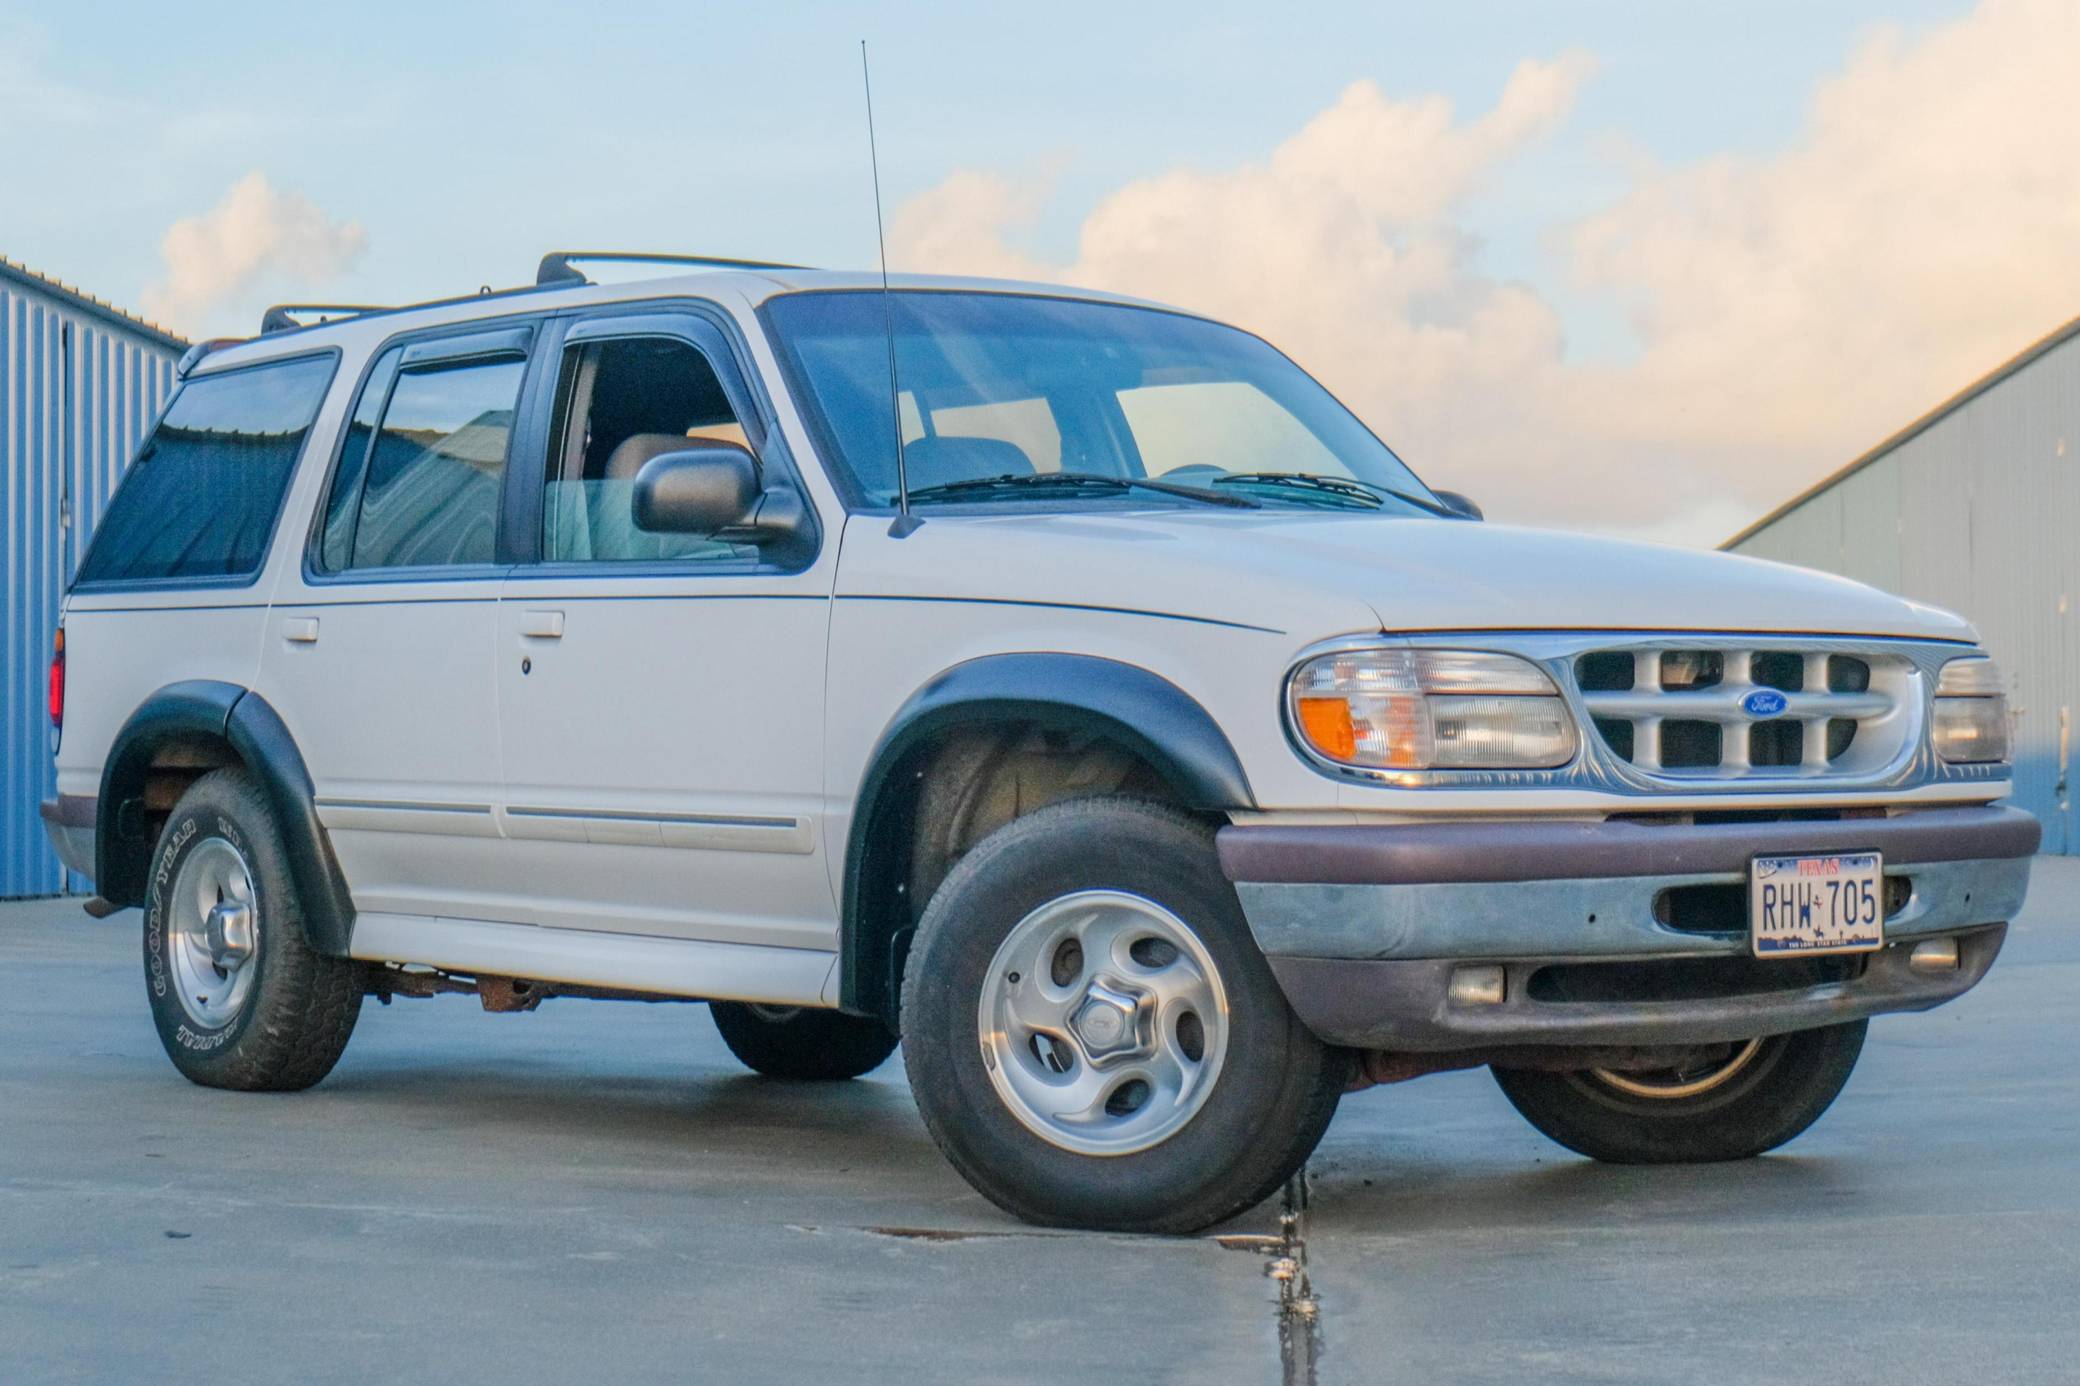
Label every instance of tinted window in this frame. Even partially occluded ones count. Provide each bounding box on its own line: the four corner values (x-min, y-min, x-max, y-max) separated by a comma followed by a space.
345, 355, 524, 570
75, 354, 336, 585
318, 347, 401, 572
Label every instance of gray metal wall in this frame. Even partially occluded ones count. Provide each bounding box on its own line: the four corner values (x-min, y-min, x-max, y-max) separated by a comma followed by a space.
1730, 322, 2080, 852
1, 262, 182, 896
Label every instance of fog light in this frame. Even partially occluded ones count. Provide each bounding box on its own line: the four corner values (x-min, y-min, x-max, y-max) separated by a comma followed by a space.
1447, 965, 1507, 1006
1908, 938, 1961, 973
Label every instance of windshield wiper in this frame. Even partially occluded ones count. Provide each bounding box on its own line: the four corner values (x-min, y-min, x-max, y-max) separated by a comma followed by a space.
1212, 472, 1457, 516
902, 471, 1260, 509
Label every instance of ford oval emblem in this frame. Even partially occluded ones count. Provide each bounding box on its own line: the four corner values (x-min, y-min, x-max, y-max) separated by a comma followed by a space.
1742, 689, 1789, 719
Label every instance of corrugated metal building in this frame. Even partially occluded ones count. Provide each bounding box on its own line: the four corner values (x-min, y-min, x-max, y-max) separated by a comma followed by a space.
1726, 314, 2080, 852
2, 257, 185, 897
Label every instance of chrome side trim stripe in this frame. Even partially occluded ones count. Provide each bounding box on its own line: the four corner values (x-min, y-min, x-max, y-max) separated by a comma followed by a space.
505, 806, 799, 828
315, 799, 501, 839
503, 806, 815, 854
314, 798, 815, 853
318, 798, 495, 815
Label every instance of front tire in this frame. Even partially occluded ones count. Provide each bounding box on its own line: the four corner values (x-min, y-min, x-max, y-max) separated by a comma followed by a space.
900, 798, 1345, 1234
143, 769, 364, 1091
709, 1002, 899, 1080
1491, 1021, 1868, 1164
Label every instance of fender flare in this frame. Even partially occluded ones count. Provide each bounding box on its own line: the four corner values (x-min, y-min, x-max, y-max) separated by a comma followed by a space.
98, 681, 357, 957
839, 653, 1255, 1015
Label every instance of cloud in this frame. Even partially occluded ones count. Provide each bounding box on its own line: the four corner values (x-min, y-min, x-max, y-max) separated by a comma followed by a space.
142, 173, 368, 337
889, 0, 2080, 546
1563, 0, 2080, 469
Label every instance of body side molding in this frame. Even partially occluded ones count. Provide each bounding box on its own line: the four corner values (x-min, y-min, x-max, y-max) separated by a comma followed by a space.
838, 652, 1256, 1016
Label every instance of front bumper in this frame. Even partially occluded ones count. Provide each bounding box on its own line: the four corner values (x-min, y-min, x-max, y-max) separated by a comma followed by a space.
1218, 804, 2038, 1050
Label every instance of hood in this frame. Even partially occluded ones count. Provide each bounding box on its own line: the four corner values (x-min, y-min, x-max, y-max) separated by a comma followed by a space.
834, 510, 1976, 643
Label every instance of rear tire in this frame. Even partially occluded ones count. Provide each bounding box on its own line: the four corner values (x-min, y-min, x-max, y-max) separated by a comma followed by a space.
710, 1002, 899, 1080
1491, 1021, 1867, 1164
900, 797, 1346, 1234
143, 769, 364, 1092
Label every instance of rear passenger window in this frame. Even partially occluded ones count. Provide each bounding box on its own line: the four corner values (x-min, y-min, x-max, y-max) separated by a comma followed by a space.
330, 354, 525, 571
74, 354, 336, 586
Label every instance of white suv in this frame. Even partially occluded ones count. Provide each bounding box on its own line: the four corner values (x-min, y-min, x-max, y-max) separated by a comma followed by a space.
41, 253, 2038, 1232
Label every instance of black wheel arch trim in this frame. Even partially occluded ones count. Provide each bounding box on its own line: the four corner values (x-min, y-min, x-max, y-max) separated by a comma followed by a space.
838, 652, 1256, 1016
97, 681, 357, 957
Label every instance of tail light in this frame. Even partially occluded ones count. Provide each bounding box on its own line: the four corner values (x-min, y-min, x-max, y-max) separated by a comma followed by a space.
48, 626, 64, 748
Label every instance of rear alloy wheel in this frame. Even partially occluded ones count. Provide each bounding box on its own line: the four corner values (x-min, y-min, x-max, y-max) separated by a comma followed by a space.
1491, 1021, 1867, 1164
143, 769, 364, 1091
901, 797, 1345, 1234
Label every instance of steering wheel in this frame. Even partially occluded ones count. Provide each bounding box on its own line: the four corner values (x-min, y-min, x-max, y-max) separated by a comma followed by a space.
1157, 464, 1228, 484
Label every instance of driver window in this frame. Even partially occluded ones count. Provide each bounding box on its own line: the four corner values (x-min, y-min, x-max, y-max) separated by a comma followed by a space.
544, 338, 755, 564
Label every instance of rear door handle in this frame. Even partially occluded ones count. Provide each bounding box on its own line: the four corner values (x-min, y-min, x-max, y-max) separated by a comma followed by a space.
518, 610, 565, 640
281, 617, 320, 644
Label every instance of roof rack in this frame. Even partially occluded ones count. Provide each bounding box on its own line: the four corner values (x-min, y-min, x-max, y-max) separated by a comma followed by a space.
176, 337, 247, 378
261, 303, 391, 334
535, 251, 811, 287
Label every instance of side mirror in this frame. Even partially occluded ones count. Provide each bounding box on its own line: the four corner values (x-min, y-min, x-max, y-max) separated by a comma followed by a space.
630, 441, 813, 558
632, 444, 760, 535
1431, 489, 1483, 521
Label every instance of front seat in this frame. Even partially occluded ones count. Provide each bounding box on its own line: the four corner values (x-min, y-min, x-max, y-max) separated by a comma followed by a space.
592, 433, 733, 559
605, 432, 705, 481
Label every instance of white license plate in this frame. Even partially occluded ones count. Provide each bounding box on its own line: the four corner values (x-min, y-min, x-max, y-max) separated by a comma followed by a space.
1750, 852, 1885, 957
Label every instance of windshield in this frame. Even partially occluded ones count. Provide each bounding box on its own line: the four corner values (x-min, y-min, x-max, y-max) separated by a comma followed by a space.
760, 290, 1440, 514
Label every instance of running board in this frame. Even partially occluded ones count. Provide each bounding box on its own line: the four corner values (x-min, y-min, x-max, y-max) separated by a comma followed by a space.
348, 913, 838, 1007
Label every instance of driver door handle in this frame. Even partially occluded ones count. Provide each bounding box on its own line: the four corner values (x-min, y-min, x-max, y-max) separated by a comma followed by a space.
519, 610, 565, 640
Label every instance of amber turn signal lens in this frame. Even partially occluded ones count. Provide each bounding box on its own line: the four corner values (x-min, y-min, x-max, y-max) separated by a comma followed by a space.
1294, 696, 1358, 761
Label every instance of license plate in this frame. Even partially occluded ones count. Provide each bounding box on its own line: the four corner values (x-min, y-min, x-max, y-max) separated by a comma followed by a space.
1750, 852, 1885, 957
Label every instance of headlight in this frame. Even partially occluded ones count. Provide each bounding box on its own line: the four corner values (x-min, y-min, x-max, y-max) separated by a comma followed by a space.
1933, 656, 2010, 763
1288, 648, 1576, 771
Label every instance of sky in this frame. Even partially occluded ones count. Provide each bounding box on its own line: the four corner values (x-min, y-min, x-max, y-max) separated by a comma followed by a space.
5, 0, 2073, 547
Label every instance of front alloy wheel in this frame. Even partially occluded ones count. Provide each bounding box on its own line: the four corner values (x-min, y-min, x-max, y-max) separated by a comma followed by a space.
978, 890, 1230, 1156
901, 797, 1345, 1234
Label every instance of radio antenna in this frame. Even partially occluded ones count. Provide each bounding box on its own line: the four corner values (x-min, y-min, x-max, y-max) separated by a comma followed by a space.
862, 40, 919, 538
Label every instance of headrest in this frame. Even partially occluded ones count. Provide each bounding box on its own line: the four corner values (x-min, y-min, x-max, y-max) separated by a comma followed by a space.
605, 433, 701, 482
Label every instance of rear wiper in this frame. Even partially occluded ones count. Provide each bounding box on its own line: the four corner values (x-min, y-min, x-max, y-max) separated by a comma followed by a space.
1213, 472, 1457, 516
903, 471, 1259, 509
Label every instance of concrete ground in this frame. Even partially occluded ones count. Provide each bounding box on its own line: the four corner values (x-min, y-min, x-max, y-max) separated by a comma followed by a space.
2, 863, 2075, 1385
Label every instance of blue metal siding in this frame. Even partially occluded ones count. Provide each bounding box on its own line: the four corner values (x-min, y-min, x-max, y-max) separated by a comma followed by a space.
1, 274, 179, 896
1731, 327, 2080, 853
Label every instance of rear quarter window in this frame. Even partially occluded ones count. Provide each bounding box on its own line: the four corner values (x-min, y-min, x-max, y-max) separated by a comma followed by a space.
73, 353, 337, 587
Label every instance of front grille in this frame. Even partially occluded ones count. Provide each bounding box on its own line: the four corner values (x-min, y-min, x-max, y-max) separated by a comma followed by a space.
1576, 646, 1910, 780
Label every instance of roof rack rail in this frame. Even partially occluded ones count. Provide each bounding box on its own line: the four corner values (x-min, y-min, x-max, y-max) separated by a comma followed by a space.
535, 251, 810, 287
261, 303, 390, 334
176, 337, 247, 378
